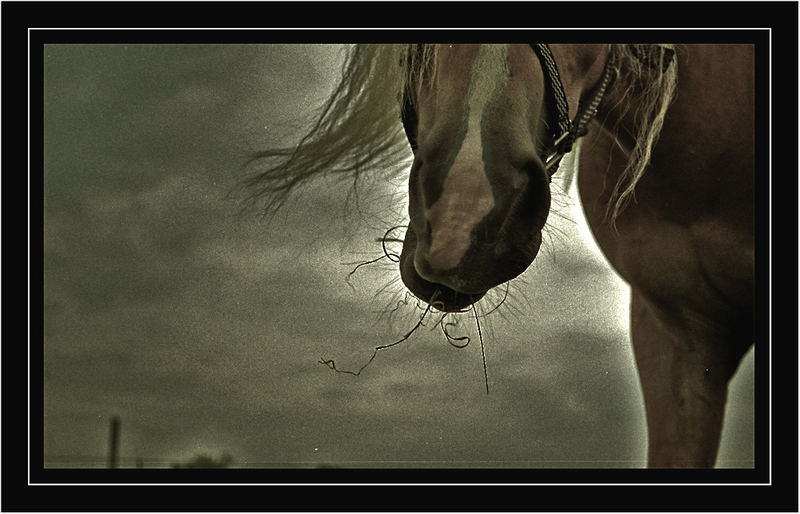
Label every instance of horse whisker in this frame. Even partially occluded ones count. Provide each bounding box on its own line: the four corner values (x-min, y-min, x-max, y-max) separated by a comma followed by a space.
477, 282, 510, 318
473, 304, 489, 395
346, 254, 393, 278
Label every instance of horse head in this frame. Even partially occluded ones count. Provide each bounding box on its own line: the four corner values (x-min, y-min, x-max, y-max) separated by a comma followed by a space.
399, 44, 610, 312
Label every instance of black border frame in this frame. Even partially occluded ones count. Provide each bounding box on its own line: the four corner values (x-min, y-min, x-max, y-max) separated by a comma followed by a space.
6, 1, 797, 510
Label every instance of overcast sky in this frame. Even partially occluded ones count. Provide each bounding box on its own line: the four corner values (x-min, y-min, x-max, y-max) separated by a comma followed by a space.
42, 44, 754, 469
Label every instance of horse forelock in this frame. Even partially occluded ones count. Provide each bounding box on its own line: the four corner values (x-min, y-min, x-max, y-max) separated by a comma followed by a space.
404, 44, 511, 99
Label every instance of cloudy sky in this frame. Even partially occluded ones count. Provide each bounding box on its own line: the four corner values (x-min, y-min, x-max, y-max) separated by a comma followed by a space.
42, 44, 754, 470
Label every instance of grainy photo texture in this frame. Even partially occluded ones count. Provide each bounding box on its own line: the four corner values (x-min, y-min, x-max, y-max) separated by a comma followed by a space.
43, 43, 754, 469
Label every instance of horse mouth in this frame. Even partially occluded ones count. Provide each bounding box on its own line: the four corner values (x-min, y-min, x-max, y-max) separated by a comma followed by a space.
398, 222, 544, 312
397, 226, 485, 312
399, 225, 487, 312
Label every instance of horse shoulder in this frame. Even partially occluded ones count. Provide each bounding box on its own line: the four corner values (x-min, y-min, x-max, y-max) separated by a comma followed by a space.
577, 146, 752, 332
577, 44, 754, 330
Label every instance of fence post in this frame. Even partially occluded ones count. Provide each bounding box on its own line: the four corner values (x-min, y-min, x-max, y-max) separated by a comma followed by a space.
108, 415, 120, 468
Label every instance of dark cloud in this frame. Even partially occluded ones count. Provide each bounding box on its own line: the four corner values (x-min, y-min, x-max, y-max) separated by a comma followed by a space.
42, 44, 753, 470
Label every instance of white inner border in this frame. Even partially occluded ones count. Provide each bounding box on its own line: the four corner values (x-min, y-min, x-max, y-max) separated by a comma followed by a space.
29, 28, 772, 487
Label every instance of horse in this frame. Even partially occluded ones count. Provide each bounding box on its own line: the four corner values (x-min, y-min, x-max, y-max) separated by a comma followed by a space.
243, 44, 754, 469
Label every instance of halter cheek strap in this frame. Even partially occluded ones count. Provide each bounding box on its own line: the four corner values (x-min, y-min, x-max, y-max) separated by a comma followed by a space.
399, 45, 615, 170
529, 44, 618, 177
530, 43, 675, 177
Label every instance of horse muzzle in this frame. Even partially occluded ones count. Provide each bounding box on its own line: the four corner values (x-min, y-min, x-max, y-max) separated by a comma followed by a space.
399, 157, 551, 312
399, 224, 487, 312
399, 222, 545, 312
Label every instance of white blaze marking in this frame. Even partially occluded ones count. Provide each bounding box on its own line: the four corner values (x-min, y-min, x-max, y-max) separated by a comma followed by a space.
424, 45, 509, 272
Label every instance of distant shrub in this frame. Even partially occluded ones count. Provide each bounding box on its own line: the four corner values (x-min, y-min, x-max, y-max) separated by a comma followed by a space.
171, 453, 234, 468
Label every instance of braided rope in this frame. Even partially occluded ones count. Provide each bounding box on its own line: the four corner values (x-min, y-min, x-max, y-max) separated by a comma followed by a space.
531, 44, 620, 176
401, 44, 623, 178
531, 44, 573, 141
573, 60, 617, 138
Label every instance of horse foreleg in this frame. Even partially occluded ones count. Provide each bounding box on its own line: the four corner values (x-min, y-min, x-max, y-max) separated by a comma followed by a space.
630, 291, 749, 468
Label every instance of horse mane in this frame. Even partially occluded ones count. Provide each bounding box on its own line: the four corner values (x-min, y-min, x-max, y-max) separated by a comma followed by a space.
240, 44, 419, 215
605, 43, 678, 226
241, 44, 677, 226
